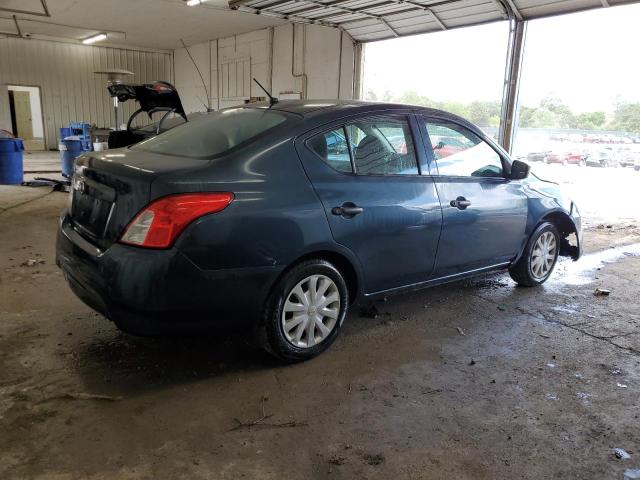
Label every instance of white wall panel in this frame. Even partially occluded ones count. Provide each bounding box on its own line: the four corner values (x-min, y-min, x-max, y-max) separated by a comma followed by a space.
174, 24, 356, 113
0, 37, 171, 149
174, 42, 211, 114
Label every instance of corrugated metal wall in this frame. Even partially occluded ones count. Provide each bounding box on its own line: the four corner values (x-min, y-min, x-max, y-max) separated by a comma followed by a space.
0, 37, 172, 149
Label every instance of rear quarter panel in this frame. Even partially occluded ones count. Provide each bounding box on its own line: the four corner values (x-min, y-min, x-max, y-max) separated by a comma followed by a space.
151, 139, 339, 273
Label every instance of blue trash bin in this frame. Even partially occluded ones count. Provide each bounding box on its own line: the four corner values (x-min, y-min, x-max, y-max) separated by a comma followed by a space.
59, 127, 72, 140
0, 137, 24, 185
60, 137, 90, 177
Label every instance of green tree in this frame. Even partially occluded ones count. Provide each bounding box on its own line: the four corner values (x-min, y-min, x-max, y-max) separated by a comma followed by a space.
571, 111, 606, 130
608, 101, 640, 133
466, 101, 502, 127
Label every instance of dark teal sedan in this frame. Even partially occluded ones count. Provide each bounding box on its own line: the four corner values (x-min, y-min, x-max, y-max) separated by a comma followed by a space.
57, 100, 582, 362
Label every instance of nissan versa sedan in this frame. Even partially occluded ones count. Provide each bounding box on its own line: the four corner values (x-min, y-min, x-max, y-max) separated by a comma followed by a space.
56, 100, 582, 362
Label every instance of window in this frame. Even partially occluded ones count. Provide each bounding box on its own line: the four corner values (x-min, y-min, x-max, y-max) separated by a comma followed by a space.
133, 107, 290, 159
307, 128, 353, 173
347, 117, 418, 175
424, 120, 504, 178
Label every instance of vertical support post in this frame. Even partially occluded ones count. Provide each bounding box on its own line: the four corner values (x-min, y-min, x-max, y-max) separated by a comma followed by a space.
352, 42, 364, 100
498, 19, 527, 154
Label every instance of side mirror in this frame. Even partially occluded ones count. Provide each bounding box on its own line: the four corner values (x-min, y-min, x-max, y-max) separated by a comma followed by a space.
510, 159, 530, 180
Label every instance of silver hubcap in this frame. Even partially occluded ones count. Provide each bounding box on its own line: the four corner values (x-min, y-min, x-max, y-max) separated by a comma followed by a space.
530, 231, 557, 280
281, 274, 340, 349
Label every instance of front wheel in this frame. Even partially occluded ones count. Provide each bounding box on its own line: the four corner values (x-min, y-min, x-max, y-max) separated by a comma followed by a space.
260, 259, 349, 362
509, 223, 560, 287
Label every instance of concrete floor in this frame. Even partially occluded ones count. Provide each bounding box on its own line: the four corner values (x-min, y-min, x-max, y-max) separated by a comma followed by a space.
1, 182, 640, 479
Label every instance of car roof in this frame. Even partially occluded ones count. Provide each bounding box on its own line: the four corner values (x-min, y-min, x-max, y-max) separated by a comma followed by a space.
243, 99, 462, 122
240, 99, 499, 150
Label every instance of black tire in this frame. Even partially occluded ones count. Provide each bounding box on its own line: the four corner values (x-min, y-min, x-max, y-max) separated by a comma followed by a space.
509, 222, 560, 287
260, 259, 349, 362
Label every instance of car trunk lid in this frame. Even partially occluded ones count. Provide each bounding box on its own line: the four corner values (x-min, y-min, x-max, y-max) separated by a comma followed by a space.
69, 148, 208, 250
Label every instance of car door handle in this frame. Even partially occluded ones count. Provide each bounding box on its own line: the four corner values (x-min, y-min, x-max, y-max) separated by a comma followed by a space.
450, 197, 471, 210
332, 202, 364, 218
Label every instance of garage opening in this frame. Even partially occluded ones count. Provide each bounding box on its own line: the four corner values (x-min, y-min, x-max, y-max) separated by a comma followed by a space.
511, 4, 640, 225
362, 3, 640, 227
362, 22, 509, 140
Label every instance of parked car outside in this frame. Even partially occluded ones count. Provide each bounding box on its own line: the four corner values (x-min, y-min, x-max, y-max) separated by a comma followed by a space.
619, 147, 640, 168
586, 150, 616, 167
57, 101, 582, 362
431, 135, 467, 158
545, 150, 586, 166
526, 150, 551, 163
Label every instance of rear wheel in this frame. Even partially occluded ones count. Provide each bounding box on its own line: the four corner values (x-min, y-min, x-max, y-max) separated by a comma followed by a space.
260, 259, 348, 362
509, 222, 560, 287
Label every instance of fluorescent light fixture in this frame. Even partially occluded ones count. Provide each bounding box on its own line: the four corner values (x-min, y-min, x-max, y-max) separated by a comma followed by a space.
82, 33, 107, 45
185, 0, 201, 5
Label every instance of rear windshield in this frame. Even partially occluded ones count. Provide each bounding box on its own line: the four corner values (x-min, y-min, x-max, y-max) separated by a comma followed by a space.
133, 107, 291, 158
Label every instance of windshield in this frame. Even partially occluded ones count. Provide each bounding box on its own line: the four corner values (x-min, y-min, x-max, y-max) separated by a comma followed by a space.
133, 107, 291, 159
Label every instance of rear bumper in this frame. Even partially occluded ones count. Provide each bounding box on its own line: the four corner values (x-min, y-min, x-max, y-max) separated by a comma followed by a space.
56, 213, 282, 335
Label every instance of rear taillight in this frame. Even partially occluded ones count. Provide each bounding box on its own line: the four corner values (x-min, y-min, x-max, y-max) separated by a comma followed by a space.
119, 192, 234, 248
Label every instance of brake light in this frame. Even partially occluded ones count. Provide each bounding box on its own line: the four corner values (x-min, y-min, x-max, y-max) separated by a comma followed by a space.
120, 192, 233, 248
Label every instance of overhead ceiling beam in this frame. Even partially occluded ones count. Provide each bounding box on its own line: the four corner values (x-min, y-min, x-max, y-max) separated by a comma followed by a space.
428, 9, 446, 29
12, 15, 23, 37
502, 0, 523, 19
0, 0, 50, 17
380, 17, 400, 36
229, 0, 517, 36
231, 4, 343, 28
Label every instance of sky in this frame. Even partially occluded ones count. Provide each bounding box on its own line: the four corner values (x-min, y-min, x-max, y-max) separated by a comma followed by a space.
363, 4, 640, 114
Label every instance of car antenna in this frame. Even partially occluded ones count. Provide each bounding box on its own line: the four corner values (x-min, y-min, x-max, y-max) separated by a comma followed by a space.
253, 78, 278, 106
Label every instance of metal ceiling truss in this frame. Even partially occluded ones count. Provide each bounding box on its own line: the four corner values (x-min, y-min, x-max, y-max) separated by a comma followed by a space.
229, 0, 515, 40
0, 0, 50, 17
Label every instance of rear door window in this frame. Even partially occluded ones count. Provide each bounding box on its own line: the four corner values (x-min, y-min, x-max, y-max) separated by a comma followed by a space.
133, 107, 291, 158
307, 127, 353, 173
347, 117, 418, 175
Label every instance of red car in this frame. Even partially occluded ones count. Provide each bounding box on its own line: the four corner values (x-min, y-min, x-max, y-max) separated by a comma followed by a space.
545, 150, 586, 166
432, 135, 468, 158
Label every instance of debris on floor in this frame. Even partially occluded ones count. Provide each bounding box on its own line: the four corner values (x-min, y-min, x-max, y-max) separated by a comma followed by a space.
455, 326, 465, 336
359, 304, 379, 319
497, 304, 507, 311
21, 258, 45, 267
328, 455, 347, 466
594, 288, 611, 296
361, 453, 385, 466
614, 448, 631, 460
58, 392, 123, 401
624, 468, 640, 480
22, 177, 70, 192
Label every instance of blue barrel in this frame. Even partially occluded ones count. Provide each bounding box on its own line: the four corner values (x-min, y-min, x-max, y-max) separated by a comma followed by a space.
60, 138, 90, 177
0, 138, 24, 185
59, 127, 72, 140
